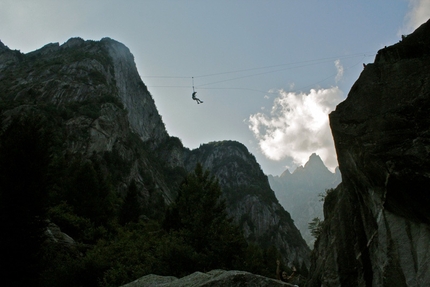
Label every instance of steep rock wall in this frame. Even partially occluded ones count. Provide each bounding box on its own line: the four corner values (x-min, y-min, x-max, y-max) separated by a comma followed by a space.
103, 38, 167, 143
307, 20, 430, 287
1, 37, 167, 146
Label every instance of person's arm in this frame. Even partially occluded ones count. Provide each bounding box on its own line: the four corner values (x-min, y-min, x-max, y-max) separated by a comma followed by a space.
276, 260, 281, 280
287, 266, 296, 280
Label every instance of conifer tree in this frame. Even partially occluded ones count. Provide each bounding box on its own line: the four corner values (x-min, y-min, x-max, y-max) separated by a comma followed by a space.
119, 180, 142, 225
164, 163, 246, 273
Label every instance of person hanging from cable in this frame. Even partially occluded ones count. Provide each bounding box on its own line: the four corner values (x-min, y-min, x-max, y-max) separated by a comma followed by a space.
191, 77, 203, 104
192, 91, 203, 104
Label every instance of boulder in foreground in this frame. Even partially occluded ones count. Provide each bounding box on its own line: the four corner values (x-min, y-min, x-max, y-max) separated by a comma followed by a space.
120, 269, 297, 287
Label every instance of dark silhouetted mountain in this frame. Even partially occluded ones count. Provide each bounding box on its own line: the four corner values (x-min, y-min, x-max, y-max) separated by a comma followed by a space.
0, 37, 310, 283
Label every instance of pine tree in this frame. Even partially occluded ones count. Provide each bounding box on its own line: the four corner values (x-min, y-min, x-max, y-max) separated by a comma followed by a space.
64, 156, 117, 228
119, 180, 142, 225
164, 163, 246, 273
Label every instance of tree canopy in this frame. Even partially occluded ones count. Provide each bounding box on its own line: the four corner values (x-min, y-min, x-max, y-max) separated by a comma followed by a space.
163, 163, 247, 275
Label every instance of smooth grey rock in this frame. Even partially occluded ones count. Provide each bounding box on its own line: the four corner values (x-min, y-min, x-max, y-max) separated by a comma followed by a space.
121, 270, 296, 287
44, 222, 77, 251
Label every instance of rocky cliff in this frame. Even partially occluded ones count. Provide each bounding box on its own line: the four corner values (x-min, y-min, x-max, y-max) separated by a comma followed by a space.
307, 20, 430, 286
0, 37, 310, 277
269, 154, 341, 247
0, 37, 175, 204
0, 37, 167, 143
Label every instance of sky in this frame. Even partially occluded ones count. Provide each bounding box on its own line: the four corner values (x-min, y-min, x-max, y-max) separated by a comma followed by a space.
1, 0, 429, 175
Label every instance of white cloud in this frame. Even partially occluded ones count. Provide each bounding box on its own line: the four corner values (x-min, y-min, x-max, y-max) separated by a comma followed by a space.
334, 59, 344, 83
248, 87, 343, 172
401, 0, 430, 34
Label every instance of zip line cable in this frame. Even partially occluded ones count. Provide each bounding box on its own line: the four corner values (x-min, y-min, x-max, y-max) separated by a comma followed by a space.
144, 52, 375, 93
196, 55, 366, 94
192, 77, 195, 93
195, 53, 374, 88
144, 52, 374, 79
193, 52, 373, 79
196, 61, 332, 88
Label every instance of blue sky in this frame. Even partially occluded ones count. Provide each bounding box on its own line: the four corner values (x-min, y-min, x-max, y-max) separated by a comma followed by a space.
1, 1, 429, 175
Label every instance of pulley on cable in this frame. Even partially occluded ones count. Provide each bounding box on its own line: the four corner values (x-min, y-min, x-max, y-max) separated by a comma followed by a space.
191, 77, 203, 104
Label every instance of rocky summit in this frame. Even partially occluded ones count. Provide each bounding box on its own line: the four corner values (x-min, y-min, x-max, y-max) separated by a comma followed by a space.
307, 19, 430, 286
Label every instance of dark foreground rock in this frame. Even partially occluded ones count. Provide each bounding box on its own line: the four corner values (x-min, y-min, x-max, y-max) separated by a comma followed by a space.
120, 270, 297, 287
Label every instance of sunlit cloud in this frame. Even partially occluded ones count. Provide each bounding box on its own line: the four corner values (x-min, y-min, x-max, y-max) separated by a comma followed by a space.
334, 59, 343, 83
401, 0, 430, 34
248, 87, 343, 172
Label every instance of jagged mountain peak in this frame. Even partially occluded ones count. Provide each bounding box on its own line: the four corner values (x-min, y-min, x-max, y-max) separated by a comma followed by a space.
291, 153, 333, 179
279, 168, 291, 178
304, 153, 325, 169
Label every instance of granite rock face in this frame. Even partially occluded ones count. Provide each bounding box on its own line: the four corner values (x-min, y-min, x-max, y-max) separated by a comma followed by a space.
104, 38, 167, 144
0, 37, 167, 144
307, 20, 430, 286
120, 269, 296, 287
0, 37, 174, 206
